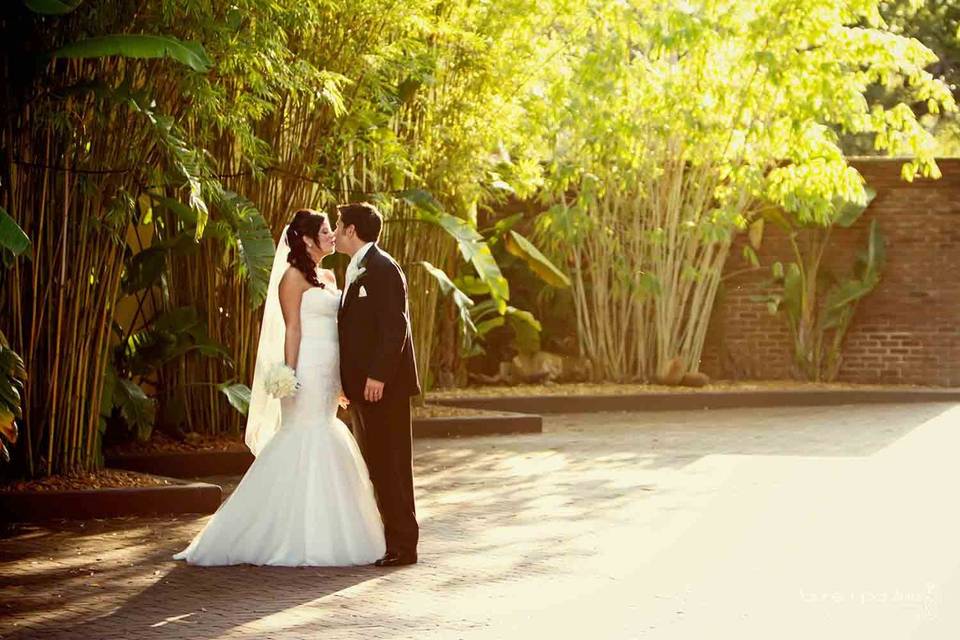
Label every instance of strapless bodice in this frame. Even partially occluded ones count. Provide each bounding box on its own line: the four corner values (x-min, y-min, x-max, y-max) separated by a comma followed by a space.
300, 286, 340, 340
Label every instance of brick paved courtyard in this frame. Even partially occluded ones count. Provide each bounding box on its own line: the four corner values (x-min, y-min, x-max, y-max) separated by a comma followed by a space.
3, 404, 960, 639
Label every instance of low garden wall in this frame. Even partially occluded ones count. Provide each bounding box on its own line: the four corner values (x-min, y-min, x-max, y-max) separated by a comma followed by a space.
701, 158, 960, 386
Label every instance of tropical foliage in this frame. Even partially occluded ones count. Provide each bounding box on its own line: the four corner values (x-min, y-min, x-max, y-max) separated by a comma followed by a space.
533, 0, 954, 381
0, 0, 956, 478
844, 0, 960, 155
0, 0, 572, 477
754, 191, 885, 381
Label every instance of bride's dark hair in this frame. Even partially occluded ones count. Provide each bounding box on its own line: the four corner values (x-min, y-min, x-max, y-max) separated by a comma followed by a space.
286, 209, 326, 288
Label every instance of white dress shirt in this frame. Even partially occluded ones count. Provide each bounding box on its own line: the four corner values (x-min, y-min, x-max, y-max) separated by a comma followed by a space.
341, 242, 374, 307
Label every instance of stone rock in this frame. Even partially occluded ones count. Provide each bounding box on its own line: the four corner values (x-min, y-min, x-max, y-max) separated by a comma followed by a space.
680, 371, 711, 387
655, 356, 686, 386
468, 351, 595, 385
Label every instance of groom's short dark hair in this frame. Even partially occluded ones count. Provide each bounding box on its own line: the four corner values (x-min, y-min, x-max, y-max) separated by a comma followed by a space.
337, 202, 383, 243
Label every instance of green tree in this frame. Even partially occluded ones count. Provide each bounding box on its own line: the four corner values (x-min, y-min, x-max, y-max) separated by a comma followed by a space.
860, 0, 960, 154
534, 0, 955, 381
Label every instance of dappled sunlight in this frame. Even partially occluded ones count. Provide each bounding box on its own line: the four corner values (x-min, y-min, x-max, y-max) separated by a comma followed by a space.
5, 403, 960, 638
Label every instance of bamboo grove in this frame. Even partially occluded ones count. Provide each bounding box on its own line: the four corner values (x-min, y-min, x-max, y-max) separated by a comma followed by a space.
1, 0, 956, 478
533, 0, 954, 381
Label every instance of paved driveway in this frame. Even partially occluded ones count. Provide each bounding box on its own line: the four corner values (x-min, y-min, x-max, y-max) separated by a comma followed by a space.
3, 403, 960, 639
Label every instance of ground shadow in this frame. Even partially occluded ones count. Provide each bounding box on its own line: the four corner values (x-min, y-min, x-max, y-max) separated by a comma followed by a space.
2, 402, 955, 636
2, 557, 403, 639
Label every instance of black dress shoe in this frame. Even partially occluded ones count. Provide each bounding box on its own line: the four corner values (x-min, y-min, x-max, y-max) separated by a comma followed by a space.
374, 552, 417, 567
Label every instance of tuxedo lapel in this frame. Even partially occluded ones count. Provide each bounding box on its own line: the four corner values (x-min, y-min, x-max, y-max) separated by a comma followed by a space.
340, 244, 379, 317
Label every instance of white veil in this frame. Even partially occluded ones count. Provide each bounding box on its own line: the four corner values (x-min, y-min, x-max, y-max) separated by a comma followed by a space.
244, 225, 290, 457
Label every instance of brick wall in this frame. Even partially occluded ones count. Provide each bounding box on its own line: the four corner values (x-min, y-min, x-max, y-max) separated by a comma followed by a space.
701, 158, 960, 386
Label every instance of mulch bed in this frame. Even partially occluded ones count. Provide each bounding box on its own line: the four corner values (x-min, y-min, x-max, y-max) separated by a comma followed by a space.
413, 404, 513, 418
428, 381, 959, 415
427, 380, 936, 400
107, 431, 248, 456
104, 405, 505, 458
0, 469, 176, 493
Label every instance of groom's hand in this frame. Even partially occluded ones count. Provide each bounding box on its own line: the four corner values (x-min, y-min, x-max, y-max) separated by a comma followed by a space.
364, 378, 385, 403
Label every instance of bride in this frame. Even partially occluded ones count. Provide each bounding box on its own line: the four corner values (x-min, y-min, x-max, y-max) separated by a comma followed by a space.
174, 209, 386, 566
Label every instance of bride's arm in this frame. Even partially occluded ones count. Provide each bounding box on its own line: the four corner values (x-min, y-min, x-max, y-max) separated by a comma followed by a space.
278, 271, 305, 370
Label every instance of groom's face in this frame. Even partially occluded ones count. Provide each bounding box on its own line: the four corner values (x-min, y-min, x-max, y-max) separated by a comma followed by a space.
333, 217, 354, 254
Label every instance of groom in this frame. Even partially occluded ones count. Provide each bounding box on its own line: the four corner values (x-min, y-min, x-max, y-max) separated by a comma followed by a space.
335, 202, 421, 567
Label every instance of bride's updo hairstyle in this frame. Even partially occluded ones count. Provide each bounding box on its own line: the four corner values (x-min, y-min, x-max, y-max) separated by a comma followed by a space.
286, 209, 326, 288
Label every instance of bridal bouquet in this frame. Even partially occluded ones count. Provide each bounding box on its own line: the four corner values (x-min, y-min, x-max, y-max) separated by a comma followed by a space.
264, 364, 300, 399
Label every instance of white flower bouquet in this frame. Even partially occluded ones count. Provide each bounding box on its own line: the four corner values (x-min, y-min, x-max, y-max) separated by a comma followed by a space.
264, 363, 300, 399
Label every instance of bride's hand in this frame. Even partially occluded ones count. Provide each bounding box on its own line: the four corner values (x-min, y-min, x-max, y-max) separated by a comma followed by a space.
337, 392, 350, 410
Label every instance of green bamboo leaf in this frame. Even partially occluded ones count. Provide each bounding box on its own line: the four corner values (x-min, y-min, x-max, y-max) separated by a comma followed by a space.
52, 35, 212, 73
23, 0, 84, 14
505, 230, 571, 288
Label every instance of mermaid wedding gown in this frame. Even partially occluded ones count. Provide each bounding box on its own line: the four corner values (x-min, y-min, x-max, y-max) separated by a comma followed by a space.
173, 285, 386, 566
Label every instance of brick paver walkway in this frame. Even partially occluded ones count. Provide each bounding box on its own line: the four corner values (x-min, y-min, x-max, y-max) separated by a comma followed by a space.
3, 403, 960, 639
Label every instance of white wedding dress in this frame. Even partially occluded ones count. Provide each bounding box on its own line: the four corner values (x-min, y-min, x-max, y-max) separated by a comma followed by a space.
173, 285, 386, 566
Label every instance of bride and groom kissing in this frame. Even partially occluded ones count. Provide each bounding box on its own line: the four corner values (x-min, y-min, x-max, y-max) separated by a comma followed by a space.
175, 202, 420, 568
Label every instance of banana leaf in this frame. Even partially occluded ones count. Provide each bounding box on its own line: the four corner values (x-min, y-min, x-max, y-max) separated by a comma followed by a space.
123, 307, 229, 374
475, 316, 505, 336
820, 221, 885, 330
53, 35, 212, 73
505, 230, 571, 288
114, 378, 156, 441
218, 382, 251, 416
0, 206, 30, 267
418, 261, 476, 335
782, 262, 803, 326
506, 306, 542, 354
505, 305, 542, 332
453, 275, 491, 296
214, 190, 275, 308
400, 189, 509, 313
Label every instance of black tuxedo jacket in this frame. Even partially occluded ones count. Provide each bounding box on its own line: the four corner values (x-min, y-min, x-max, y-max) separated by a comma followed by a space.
338, 244, 421, 402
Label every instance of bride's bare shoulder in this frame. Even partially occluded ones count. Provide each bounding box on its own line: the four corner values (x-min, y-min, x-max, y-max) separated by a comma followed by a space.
279, 266, 309, 293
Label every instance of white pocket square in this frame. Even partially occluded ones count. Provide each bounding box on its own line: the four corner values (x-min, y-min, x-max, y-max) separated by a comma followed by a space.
358, 285, 368, 298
